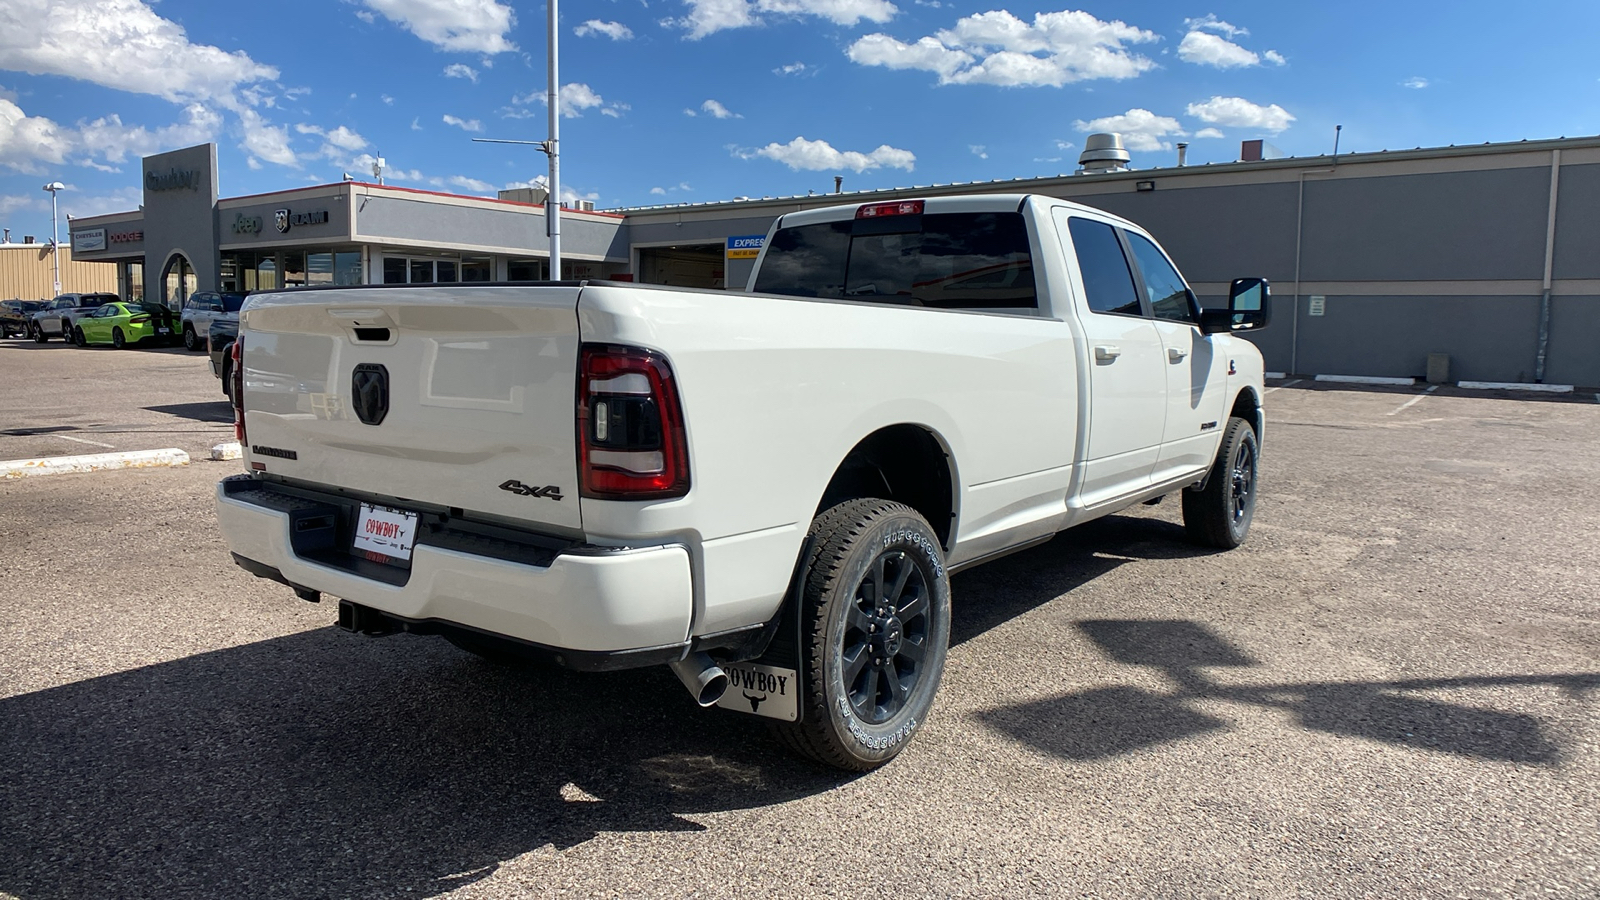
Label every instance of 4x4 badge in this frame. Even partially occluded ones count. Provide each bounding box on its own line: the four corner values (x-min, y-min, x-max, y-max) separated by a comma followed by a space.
499, 480, 563, 501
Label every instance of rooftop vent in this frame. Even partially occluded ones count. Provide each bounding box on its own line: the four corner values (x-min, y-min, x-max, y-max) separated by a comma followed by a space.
1078, 133, 1131, 174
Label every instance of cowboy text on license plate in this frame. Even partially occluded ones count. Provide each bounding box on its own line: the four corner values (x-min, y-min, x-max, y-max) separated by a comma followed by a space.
714, 662, 799, 721
353, 503, 419, 560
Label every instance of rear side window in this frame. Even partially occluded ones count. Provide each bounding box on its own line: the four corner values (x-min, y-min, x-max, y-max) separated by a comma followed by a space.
221, 293, 247, 312
753, 211, 1036, 310
1066, 218, 1141, 317
1126, 233, 1195, 323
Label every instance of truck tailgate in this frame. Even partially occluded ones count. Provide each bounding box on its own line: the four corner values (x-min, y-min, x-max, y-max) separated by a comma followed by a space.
239, 285, 583, 533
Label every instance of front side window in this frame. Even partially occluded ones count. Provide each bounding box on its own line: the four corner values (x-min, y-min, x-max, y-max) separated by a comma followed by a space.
753, 211, 1037, 310
1066, 217, 1141, 317
1126, 232, 1196, 323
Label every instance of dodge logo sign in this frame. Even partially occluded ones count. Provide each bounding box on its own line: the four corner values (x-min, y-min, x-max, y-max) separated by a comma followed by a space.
274, 208, 291, 233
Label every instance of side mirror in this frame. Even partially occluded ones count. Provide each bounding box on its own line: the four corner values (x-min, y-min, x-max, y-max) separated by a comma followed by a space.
1200, 277, 1271, 334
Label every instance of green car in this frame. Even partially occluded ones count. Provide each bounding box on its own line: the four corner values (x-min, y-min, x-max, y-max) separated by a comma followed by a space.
72, 303, 179, 349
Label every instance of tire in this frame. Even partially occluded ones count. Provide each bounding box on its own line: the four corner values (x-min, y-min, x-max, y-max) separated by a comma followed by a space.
773, 498, 951, 771
1182, 416, 1259, 549
73, 327, 86, 347
221, 357, 234, 402
183, 325, 200, 351
112, 327, 126, 349
32, 324, 47, 343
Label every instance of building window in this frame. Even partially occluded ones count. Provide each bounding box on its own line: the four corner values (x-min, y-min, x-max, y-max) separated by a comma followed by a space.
334, 252, 362, 285
307, 252, 335, 286
462, 256, 492, 282
282, 251, 306, 288
508, 258, 548, 281
383, 257, 407, 284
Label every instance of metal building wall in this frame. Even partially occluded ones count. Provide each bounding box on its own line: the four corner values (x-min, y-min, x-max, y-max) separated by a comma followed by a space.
0, 246, 119, 301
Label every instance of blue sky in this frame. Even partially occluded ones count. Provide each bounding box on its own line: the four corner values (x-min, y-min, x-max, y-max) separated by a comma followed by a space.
2, 0, 1598, 240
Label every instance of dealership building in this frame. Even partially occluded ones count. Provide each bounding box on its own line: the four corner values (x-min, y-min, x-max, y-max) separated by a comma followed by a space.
68, 137, 1600, 386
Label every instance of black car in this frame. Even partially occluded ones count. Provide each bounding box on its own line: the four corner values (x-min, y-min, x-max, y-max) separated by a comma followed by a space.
1, 299, 47, 338
209, 318, 240, 399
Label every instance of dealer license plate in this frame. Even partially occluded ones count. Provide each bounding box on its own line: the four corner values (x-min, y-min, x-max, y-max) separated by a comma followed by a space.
353, 502, 419, 561
715, 662, 799, 721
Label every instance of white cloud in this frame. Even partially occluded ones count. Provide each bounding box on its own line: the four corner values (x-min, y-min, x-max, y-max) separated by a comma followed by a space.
1183, 14, 1246, 38
774, 62, 811, 76
1402, 76, 1429, 89
324, 125, 367, 151
1185, 95, 1295, 133
672, 0, 897, 40
848, 9, 1158, 87
701, 99, 741, 119
76, 103, 222, 163
1073, 108, 1185, 152
970, 144, 987, 159
411, 117, 422, 130
56, 185, 143, 221
575, 19, 634, 39
239, 108, 298, 166
650, 186, 667, 195
742, 136, 915, 173
0, 0, 279, 106
444, 63, 479, 83
442, 114, 484, 132
1177, 31, 1259, 68
1194, 127, 1224, 139
0, 98, 71, 174
1176, 18, 1283, 69
1053, 139, 1075, 149
446, 175, 496, 193
526, 83, 626, 118
381, 94, 396, 105
357, 0, 517, 53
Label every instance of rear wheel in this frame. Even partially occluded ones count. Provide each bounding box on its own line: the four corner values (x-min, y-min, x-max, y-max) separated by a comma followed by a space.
112, 327, 126, 349
773, 498, 951, 771
183, 325, 200, 351
221, 357, 234, 402
1182, 416, 1259, 548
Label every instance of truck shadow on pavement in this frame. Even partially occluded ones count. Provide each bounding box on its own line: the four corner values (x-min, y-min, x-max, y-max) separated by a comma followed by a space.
0, 631, 849, 900
978, 619, 1599, 764
145, 401, 234, 423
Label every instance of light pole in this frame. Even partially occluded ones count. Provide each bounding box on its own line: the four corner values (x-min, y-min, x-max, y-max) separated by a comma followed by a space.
472, 0, 561, 279
43, 182, 64, 295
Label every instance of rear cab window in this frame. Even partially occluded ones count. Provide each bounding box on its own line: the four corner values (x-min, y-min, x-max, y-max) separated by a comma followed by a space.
752, 203, 1038, 312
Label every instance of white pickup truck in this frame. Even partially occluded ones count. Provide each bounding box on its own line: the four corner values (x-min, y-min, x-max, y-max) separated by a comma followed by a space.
215, 193, 1270, 770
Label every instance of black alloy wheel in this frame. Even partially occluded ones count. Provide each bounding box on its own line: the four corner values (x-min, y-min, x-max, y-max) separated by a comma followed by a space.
112, 327, 126, 349
73, 327, 86, 347
775, 498, 951, 771
1181, 416, 1259, 549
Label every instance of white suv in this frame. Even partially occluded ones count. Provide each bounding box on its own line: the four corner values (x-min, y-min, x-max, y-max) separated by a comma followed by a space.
180, 291, 246, 351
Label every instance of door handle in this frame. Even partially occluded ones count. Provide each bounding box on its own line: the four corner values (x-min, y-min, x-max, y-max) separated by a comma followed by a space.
1167, 347, 1189, 362
1094, 345, 1122, 361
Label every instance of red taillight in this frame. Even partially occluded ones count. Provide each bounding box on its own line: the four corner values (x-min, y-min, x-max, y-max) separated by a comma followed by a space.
230, 336, 246, 445
577, 344, 689, 500
129, 315, 150, 325
856, 200, 924, 219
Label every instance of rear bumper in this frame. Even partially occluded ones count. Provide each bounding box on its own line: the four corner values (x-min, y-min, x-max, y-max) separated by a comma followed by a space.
215, 477, 694, 659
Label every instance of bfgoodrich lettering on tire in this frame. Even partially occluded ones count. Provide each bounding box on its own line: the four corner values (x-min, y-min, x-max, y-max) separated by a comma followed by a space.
1182, 416, 1259, 549
774, 498, 951, 771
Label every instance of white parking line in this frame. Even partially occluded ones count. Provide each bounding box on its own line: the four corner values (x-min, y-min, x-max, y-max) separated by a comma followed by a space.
55, 434, 117, 449
1264, 379, 1302, 395
1387, 385, 1439, 416
2, 449, 190, 479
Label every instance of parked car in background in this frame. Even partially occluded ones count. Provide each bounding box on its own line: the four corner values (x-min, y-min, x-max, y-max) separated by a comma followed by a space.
29, 293, 120, 342
1, 299, 47, 337
72, 302, 180, 349
181, 291, 246, 351
209, 318, 239, 398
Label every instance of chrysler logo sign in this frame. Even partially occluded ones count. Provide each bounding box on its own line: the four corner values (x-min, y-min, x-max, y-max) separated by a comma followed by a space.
273, 208, 331, 233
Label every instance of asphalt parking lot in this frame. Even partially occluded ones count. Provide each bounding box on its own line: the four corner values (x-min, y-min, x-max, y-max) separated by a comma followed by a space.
1, 344, 1596, 899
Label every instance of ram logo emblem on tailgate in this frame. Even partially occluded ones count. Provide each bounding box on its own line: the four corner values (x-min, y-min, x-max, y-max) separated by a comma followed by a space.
351, 364, 389, 425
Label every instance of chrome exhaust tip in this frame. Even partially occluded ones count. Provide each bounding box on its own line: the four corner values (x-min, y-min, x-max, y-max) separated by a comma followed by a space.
668, 652, 729, 707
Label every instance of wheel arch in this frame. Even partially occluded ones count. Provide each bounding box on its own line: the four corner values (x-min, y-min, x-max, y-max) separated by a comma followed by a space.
1229, 385, 1264, 446
814, 424, 957, 550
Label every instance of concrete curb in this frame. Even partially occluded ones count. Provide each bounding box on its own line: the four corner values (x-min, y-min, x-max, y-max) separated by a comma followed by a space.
210, 441, 243, 460
1, 448, 191, 480
1458, 381, 1574, 393
1315, 374, 1416, 386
